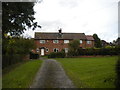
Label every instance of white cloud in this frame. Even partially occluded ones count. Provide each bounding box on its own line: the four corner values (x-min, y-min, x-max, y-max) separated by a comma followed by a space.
23, 0, 119, 42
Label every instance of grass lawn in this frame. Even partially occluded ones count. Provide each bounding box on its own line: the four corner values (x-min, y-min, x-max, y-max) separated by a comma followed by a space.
56, 56, 118, 88
2, 60, 43, 88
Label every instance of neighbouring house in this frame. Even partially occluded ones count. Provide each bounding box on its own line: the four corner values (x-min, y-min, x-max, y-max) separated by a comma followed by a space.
115, 37, 120, 46
101, 40, 110, 47
34, 29, 94, 56
86, 35, 94, 48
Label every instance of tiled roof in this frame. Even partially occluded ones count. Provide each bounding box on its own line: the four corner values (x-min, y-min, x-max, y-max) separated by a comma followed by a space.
101, 40, 109, 44
86, 35, 94, 40
35, 32, 87, 40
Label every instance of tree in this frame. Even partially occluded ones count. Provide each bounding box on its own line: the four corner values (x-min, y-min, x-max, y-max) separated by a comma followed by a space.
116, 38, 120, 45
2, 2, 41, 68
2, 2, 41, 37
113, 37, 120, 46
68, 40, 80, 56
2, 37, 36, 68
93, 34, 102, 48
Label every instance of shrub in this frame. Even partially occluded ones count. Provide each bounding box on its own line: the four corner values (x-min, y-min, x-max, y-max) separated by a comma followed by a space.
29, 52, 39, 59
2, 54, 23, 68
77, 46, 119, 56
78, 48, 85, 56
68, 40, 80, 56
48, 51, 65, 58
2, 37, 35, 68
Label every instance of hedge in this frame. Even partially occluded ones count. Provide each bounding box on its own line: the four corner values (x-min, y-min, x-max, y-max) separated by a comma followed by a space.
29, 52, 39, 59
77, 47, 120, 56
68, 46, 120, 56
47, 46, 120, 58
2, 54, 23, 68
48, 51, 65, 58
2, 37, 35, 68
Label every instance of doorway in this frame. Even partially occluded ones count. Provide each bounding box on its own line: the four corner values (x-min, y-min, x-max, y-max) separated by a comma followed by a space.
41, 49, 44, 56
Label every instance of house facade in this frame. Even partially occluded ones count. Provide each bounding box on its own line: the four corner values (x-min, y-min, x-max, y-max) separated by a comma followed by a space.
34, 29, 94, 56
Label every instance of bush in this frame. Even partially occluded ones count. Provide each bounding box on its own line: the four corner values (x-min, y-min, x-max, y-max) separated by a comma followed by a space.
2, 37, 35, 68
29, 52, 39, 59
48, 51, 65, 58
2, 54, 23, 68
77, 46, 119, 56
68, 40, 80, 56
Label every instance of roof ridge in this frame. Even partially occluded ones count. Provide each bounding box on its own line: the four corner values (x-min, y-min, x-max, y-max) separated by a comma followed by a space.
35, 32, 87, 40
86, 35, 93, 36
35, 32, 85, 34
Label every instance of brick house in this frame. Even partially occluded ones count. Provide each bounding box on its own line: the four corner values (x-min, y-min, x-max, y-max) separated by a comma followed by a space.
101, 40, 110, 47
86, 35, 94, 48
34, 29, 94, 56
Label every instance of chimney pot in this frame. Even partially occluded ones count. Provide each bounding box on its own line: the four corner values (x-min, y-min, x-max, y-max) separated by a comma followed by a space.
58, 28, 62, 33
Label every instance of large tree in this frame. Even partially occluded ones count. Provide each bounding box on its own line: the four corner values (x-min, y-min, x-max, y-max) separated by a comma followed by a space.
93, 34, 102, 48
2, 2, 41, 37
2, 2, 41, 67
68, 40, 80, 56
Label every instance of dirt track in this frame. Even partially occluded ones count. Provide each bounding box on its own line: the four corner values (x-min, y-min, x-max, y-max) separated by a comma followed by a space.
30, 59, 75, 88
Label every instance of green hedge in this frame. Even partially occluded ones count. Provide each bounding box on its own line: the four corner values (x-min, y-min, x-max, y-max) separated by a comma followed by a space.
2, 54, 23, 68
29, 52, 39, 59
48, 46, 120, 58
67, 46, 120, 56
48, 51, 65, 58
2, 37, 35, 68
78, 47, 120, 56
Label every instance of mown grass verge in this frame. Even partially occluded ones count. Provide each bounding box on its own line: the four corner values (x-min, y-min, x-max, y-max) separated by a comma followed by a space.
2, 60, 42, 88
56, 56, 118, 88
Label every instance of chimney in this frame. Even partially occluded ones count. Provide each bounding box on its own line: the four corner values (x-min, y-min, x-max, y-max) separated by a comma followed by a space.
58, 28, 62, 38
58, 28, 62, 33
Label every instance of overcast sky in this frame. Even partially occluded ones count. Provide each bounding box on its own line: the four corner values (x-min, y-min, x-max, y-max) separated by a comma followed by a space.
23, 0, 119, 42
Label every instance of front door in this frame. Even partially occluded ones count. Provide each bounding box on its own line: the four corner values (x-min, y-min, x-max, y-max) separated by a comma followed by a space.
41, 49, 44, 56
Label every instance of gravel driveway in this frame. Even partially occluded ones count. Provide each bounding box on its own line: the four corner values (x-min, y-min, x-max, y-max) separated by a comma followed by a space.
30, 59, 75, 88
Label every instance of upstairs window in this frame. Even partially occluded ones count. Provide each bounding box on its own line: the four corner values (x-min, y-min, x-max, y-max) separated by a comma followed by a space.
53, 40, 59, 43
87, 41, 91, 44
53, 48, 59, 52
64, 40, 69, 43
40, 40, 45, 43
80, 40, 83, 44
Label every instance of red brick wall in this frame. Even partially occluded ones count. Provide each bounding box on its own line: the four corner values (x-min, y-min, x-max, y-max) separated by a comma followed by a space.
80, 40, 86, 48
35, 39, 94, 55
35, 40, 68, 55
85, 40, 94, 48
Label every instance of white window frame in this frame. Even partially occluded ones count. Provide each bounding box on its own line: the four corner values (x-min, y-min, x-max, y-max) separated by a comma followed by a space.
80, 40, 83, 44
36, 48, 39, 52
40, 40, 45, 44
53, 48, 59, 52
46, 48, 49, 52
53, 40, 59, 43
64, 40, 69, 44
87, 40, 91, 44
